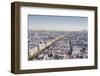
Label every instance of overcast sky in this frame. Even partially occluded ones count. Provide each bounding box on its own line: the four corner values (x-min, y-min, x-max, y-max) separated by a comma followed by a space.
28, 15, 88, 31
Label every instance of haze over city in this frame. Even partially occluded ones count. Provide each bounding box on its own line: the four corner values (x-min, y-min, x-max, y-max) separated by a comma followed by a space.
28, 15, 88, 31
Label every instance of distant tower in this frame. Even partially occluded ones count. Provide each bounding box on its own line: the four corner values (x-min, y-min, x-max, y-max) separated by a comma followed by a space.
68, 39, 73, 56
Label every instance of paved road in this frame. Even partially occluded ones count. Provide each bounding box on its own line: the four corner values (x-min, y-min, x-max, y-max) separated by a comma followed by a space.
28, 35, 65, 60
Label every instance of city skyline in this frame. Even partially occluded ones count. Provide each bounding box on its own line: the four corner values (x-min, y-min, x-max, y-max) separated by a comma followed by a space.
28, 15, 88, 31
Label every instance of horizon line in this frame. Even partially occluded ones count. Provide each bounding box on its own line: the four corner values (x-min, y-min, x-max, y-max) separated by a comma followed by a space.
28, 29, 88, 32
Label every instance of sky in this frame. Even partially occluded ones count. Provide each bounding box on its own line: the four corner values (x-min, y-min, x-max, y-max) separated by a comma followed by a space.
28, 15, 88, 31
